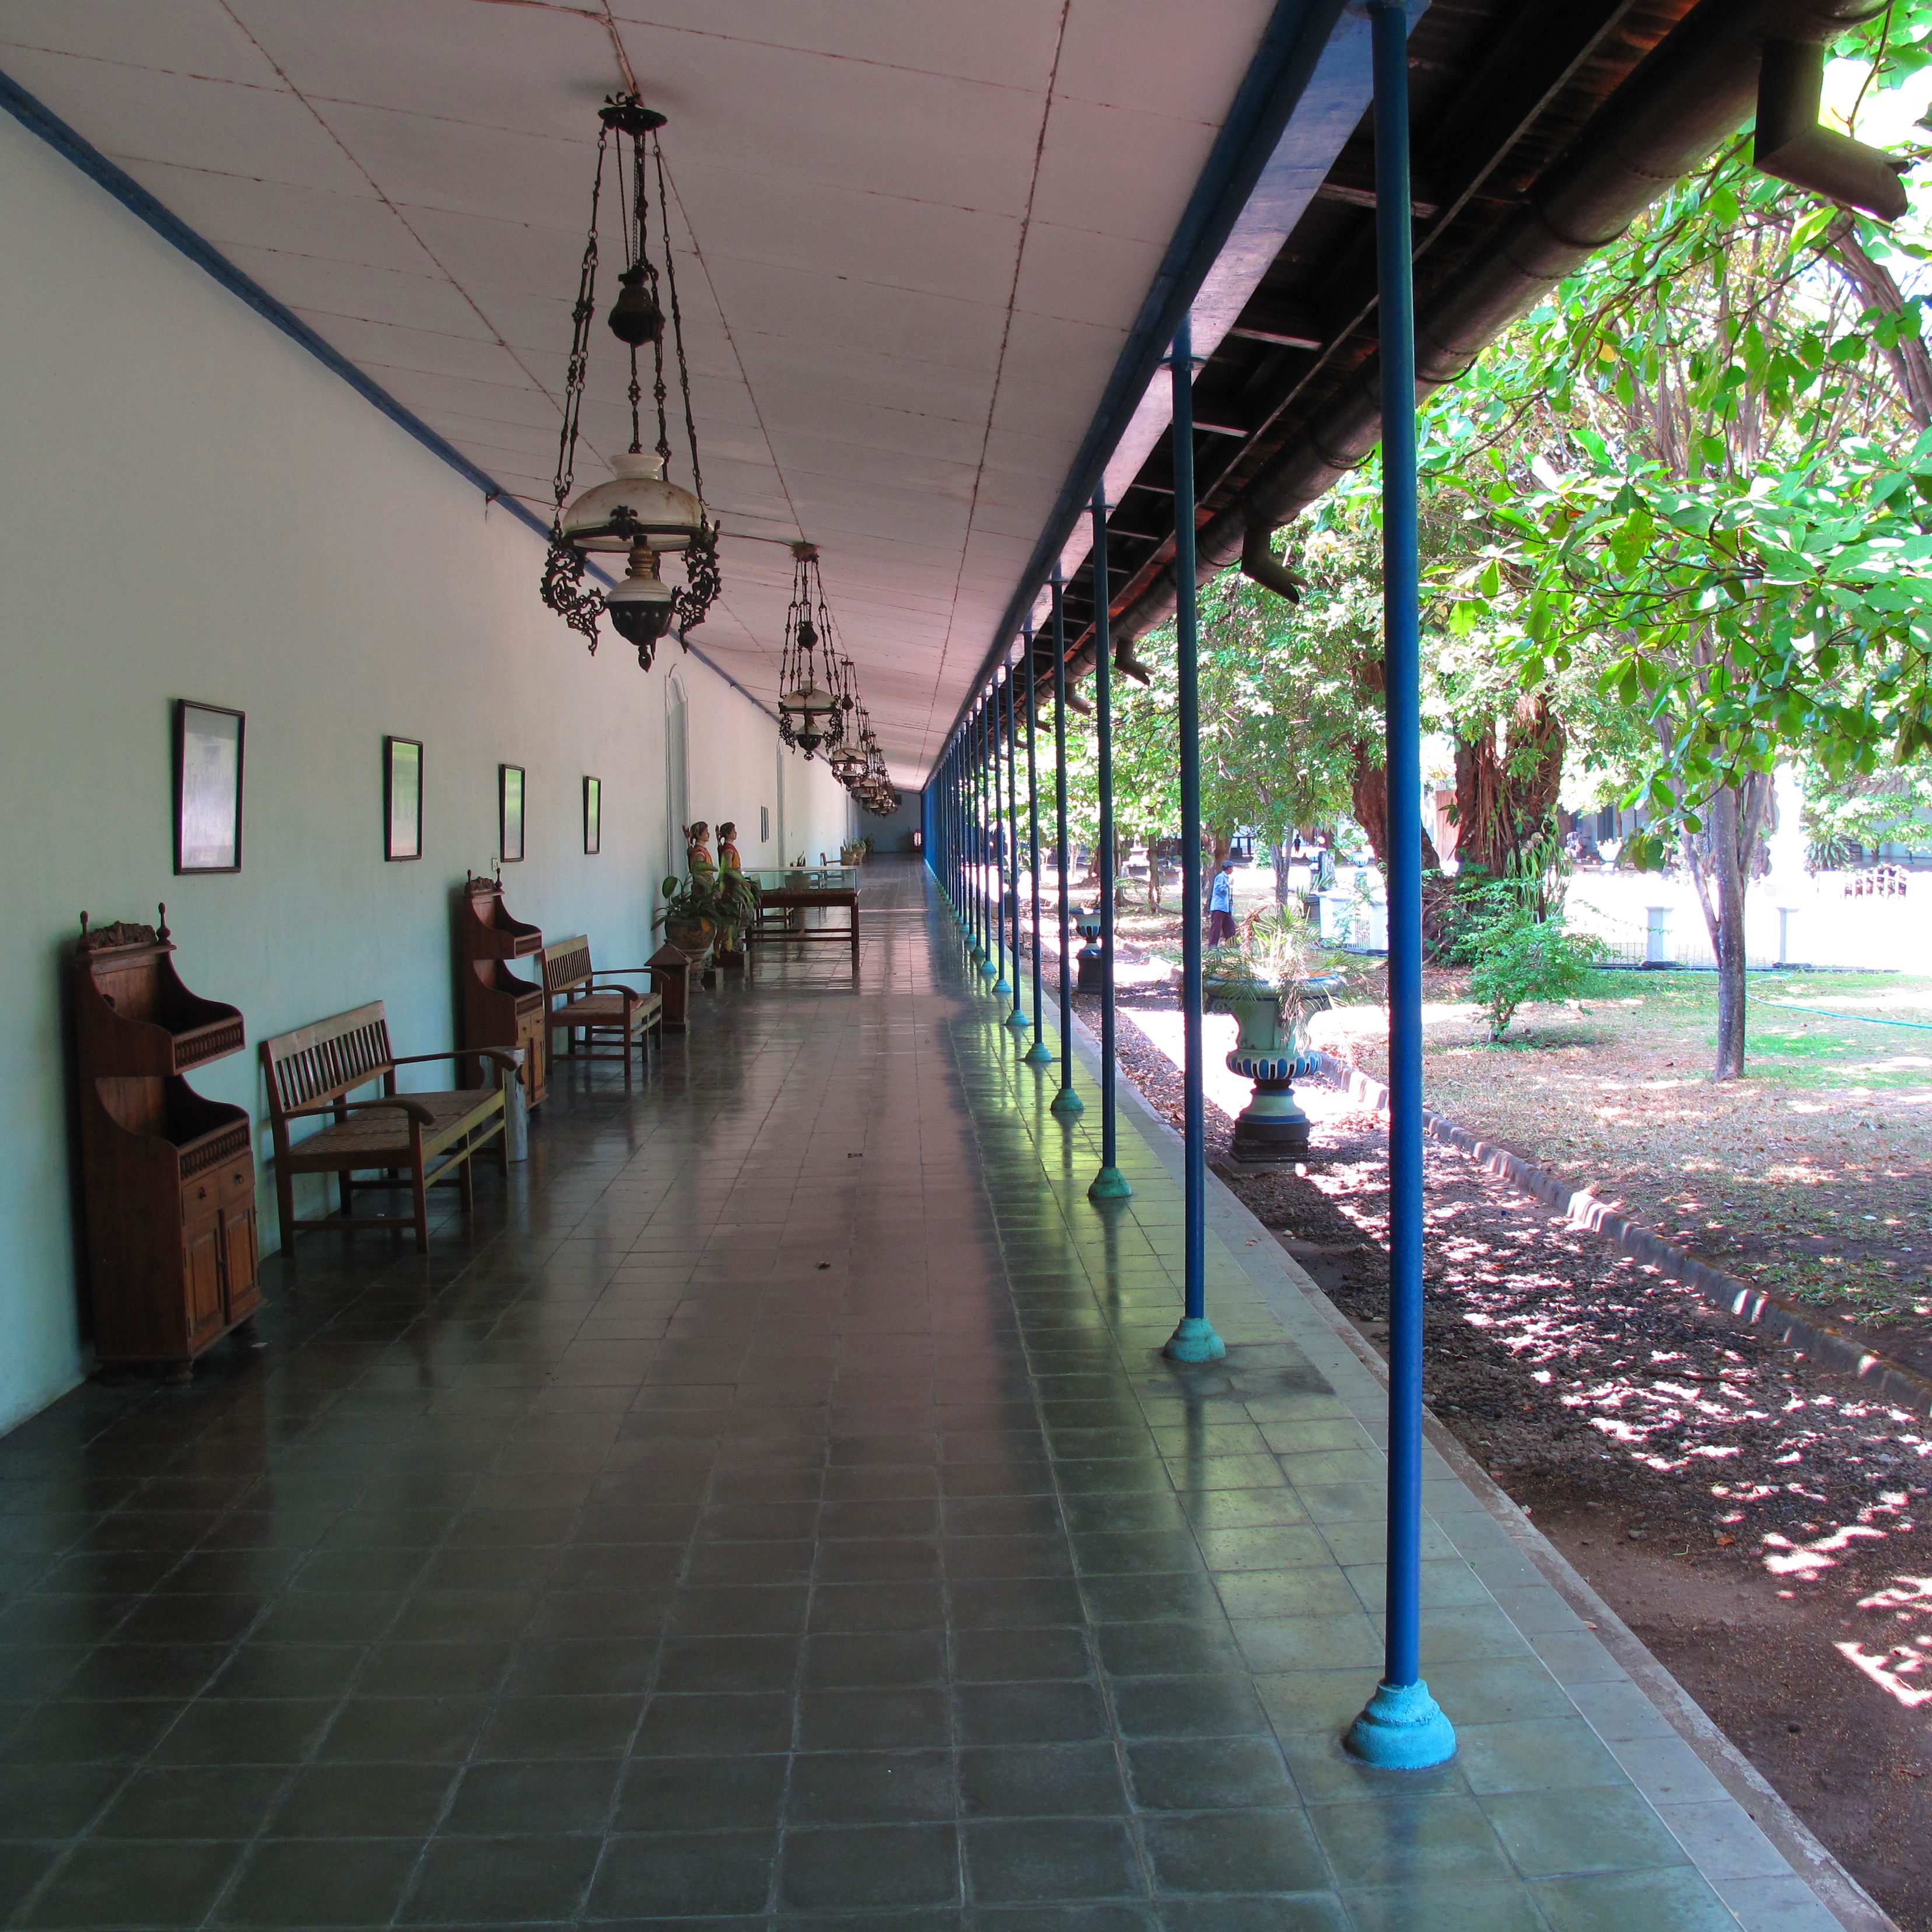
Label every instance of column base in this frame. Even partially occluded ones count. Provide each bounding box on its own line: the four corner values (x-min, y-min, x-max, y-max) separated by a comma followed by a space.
1024, 1041, 1054, 1066
1005, 1009, 1031, 1031
1344, 1680, 1457, 1768
993, 975, 1012, 996
1163, 1317, 1226, 1363
1088, 1166, 1132, 1200
1049, 1087, 1084, 1116
979, 957, 1000, 981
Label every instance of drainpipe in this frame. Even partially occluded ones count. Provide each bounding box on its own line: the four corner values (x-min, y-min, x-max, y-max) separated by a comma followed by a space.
1101, 0, 1893, 662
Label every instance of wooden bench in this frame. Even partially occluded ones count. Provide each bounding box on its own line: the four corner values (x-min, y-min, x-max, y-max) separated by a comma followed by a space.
261, 1003, 515, 1253
542, 936, 664, 1084
749, 887, 860, 971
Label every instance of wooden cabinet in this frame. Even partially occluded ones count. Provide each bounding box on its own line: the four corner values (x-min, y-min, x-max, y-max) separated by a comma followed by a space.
459, 874, 547, 1111
72, 912, 260, 1380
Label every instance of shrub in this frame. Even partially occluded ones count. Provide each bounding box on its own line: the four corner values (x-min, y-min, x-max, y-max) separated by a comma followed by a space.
1461, 890, 1606, 1041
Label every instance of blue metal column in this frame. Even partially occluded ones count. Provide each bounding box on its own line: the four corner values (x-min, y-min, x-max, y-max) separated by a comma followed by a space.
1164, 315, 1224, 1364
966, 710, 981, 958
1024, 653, 1052, 1066
978, 695, 998, 979
1049, 569, 1083, 1116
967, 705, 983, 963
991, 670, 1013, 998
1346, 0, 1456, 1770
1006, 642, 1031, 1031
1088, 489, 1131, 1201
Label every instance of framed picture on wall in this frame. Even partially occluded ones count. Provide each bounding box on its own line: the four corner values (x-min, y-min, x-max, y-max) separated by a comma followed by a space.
499, 764, 525, 863
583, 776, 601, 855
760, 805, 770, 843
174, 700, 245, 874
384, 737, 423, 861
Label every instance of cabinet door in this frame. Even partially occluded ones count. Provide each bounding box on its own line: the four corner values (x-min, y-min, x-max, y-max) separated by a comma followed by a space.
220, 1200, 261, 1324
518, 1006, 547, 1110
183, 1216, 225, 1349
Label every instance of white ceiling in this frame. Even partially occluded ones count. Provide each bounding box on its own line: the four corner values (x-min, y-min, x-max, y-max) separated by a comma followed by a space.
0, 0, 1279, 783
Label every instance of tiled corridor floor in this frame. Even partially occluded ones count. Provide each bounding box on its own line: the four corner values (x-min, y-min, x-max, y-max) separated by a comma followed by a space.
0, 862, 1843, 1928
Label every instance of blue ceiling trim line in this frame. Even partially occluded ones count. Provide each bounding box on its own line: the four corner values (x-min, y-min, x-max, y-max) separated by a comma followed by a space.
0, 67, 550, 544
958, 0, 1352, 730
0, 66, 780, 725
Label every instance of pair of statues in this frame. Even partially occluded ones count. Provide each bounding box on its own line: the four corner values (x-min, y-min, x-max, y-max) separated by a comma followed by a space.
684, 820, 740, 874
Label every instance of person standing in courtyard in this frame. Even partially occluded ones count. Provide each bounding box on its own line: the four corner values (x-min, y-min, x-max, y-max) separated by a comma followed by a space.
1208, 858, 1237, 947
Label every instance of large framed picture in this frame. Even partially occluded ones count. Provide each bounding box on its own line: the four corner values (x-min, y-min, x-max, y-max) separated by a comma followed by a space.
174, 700, 245, 874
384, 737, 423, 862
583, 776, 601, 855
499, 764, 525, 863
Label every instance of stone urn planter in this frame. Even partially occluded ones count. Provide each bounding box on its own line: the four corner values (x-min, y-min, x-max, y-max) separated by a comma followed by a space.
1204, 972, 1335, 1162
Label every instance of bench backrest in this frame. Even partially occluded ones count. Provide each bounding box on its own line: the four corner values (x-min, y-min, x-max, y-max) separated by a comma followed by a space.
543, 936, 593, 1000
260, 1001, 396, 1121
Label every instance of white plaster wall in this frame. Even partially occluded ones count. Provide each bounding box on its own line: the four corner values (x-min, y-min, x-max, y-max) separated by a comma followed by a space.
0, 113, 847, 1433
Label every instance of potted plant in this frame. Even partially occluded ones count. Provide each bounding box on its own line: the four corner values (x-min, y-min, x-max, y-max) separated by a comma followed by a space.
1200, 909, 1343, 1162
655, 870, 760, 960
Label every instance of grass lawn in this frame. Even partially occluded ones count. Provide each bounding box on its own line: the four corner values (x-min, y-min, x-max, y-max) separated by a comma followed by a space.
1314, 968, 1932, 1324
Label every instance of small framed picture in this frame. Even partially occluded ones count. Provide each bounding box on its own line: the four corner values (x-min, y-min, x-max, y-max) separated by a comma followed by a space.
384, 737, 423, 862
760, 804, 771, 843
499, 764, 525, 863
174, 700, 245, 874
583, 776, 601, 855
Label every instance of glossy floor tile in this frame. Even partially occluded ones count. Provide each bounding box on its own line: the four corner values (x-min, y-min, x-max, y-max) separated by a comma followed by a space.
0, 862, 1830, 1927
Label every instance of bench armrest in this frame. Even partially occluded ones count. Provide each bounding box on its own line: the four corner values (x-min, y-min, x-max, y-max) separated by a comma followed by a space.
281, 1096, 435, 1127
389, 1048, 520, 1073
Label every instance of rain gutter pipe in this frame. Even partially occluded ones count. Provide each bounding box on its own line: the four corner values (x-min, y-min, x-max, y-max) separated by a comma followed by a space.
1101, 0, 1894, 661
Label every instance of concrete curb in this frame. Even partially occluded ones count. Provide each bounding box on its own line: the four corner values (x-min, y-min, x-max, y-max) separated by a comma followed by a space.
1306, 1048, 1932, 1418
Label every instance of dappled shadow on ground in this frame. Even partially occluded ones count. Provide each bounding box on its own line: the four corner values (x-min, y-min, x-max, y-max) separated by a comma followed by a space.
1313, 967, 1932, 1349
1232, 1098, 1932, 1929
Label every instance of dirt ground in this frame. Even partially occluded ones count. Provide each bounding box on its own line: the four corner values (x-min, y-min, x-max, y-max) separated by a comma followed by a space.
1074, 967, 1932, 1928
1313, 966, 1932, 1356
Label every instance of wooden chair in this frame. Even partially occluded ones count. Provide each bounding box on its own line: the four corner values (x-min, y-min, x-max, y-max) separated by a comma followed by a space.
261, 1003, 514, 1253
542, 937, 664, 1083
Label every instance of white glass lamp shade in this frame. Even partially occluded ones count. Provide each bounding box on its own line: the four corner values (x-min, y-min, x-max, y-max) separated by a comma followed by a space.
562, 451, 706, 552
782, 681, 838, 719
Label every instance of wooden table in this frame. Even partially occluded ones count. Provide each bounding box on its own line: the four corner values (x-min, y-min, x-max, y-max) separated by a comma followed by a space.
750, 887, 860, 971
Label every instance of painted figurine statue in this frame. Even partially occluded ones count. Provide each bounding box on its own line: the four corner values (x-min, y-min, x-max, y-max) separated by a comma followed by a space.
684, 821, 713, 873
716, 822, 741, 872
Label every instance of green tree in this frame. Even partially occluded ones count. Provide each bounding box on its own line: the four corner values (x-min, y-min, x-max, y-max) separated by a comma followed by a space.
1440, 132, 1932, 1077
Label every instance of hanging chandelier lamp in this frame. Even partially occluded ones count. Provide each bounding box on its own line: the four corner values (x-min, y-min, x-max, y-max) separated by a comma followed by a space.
776, 544, 846, 761
540, 94, 720, 671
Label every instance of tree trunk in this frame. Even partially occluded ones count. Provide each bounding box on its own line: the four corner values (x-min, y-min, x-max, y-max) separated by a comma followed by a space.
1271, 840, 1292, 911
1827, 217, 1932, 428
1451, 695, 1566, 881
1350, 749, 1441, 874
1682, 776, 1770, 1081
